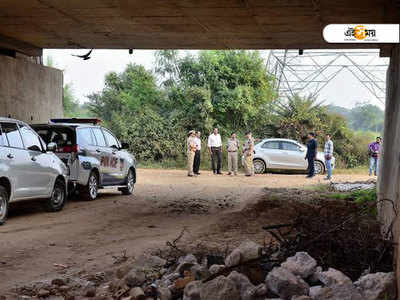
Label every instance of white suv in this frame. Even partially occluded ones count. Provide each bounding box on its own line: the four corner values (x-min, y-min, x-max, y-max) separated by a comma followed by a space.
0, 118, 68, 225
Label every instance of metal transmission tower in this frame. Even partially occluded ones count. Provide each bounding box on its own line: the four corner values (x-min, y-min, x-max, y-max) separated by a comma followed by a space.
267, 50, 388, 105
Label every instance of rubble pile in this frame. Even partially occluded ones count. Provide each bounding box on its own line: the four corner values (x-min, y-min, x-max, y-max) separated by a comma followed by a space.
9, 241, 396, 300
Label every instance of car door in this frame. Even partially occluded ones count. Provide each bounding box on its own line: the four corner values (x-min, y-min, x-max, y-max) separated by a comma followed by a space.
259, 140, 285, 168
102, 128, 125, 185
90, 127, 109, 185
19, 124, 54, 196
280, 141, 307, 170
0, 122, 34, 199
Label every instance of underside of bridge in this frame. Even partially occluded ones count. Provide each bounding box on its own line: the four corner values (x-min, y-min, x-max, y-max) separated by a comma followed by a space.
1, 0, 400, 294
0, 0, 399, 55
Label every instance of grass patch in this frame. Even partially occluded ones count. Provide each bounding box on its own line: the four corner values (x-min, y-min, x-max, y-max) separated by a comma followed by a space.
334, 166, 369, 175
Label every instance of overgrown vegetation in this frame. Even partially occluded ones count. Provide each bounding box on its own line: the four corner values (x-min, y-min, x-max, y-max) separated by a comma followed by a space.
59, 50, 379, 168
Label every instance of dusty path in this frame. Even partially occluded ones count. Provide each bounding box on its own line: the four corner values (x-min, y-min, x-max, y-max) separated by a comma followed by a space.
0, 169, 371, 291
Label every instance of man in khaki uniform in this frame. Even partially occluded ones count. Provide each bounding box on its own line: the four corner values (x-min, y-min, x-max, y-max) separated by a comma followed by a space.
227, 133, 240, 175
187, 130, 197, 177
243, 131, 255, 176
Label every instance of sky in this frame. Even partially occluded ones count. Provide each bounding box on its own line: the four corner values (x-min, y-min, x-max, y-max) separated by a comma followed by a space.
43, 49, 389, 109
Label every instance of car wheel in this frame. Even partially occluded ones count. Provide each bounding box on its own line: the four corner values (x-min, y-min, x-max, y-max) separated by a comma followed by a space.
120, 169, 135, 195
0, 186, 9, 225
253, 159, 266, 174
314, 160, 325, 175
81, 171, 99, 201
44, 178, 66, 212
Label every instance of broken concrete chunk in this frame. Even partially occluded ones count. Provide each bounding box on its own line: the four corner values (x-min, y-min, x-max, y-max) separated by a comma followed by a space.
183, 280, 202, 300
354, 272, 396, 300
227, 271, 256, 300
124, 270, 146, 287
225, 248, 241, 267
266, 267, 309, 300
309, 283, 363, 300
281, 252, 317, 278
316, 268, 352, 286
200, 275, 240, 300
209, 264, 225, 274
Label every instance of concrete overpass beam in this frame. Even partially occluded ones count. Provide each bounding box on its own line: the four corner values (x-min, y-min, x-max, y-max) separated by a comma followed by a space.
0, 55, 63, 123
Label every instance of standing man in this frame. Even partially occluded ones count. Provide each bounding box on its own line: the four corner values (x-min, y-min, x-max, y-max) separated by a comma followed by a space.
243, 131, 255, 176
305, 132, 318, 178
368, 136, 382, 176
193, 131, 201, 175
227, 133, 240, 176
208, 128, 223, 174
187, 130, 197, 177
324, 134, 334, 180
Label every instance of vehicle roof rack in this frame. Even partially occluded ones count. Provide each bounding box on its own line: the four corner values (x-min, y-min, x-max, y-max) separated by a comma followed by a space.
49, 118, 101, 125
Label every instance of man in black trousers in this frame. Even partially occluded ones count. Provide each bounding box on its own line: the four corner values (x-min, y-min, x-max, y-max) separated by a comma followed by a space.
193, 131, 201, 175
305, 132, 318, 178
207, 128, 222, 174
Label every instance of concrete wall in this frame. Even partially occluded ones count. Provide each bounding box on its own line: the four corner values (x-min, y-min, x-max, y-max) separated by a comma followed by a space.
0, 55, 63, 123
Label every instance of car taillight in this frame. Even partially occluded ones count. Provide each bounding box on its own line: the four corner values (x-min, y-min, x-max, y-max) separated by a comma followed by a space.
58, 145, 79, 153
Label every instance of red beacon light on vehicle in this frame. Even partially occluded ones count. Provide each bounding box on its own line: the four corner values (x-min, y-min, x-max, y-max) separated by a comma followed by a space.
49, 118, 102, 125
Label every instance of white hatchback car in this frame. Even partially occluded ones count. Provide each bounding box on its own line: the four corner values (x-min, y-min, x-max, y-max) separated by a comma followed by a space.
0, 118, 68, 225
252, 138, 334, 175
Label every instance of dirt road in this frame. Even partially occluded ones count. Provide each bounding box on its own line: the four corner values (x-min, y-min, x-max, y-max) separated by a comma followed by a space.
0, 169, 371, 291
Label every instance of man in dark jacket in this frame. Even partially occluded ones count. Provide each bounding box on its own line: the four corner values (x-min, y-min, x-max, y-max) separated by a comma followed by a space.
305, 132, 318, 178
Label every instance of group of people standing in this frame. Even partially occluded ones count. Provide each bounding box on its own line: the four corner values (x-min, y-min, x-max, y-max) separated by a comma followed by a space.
306, 132, 382, 179
186, 128, 255, 177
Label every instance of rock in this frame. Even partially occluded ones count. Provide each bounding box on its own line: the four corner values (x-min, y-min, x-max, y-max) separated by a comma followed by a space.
266, 267, 310, 300
281, 252, 317, 278
84, 286, 97, 297
124, 270, 146, 287
316, 268, 352, 286
354, 272, 396, 300
178, 254, 198, 265
116, 265, 131, 279
37, 289, 50, 297
227, 271, 255, 300
191, 264, 209, 280
225, 248, 241, 267
51, 278, 66, 286
209, 264, 225, 274
200, 276, 240, 300
58, 285, 70, 292
309, 267, 322, 284
183, 280, 202, 300
225, 240, 263, 268
129, 287, 145, 300
292, 296, 311, 300
158, 287, 172, 300
309, 283, 363, 300
253, 283, 268, 296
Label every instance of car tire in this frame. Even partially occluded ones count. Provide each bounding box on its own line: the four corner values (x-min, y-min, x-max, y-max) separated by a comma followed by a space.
80, 171, 99, 201
120, 169, 135, 195
253, 159, 266, 174
314, 160, 325, 175
44, 178, 66, 212
0, 186, 9, 225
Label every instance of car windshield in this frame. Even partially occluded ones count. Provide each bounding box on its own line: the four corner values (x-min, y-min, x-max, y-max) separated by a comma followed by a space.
31, 126, 75, 148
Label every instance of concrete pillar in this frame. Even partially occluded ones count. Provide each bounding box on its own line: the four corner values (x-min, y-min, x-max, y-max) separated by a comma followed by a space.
0, 55, 63, 123
378, 44, 400, 295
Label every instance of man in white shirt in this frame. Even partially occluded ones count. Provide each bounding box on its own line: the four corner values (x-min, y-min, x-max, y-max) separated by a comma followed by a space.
193, 131, 202, 175
208, 128, 222, 174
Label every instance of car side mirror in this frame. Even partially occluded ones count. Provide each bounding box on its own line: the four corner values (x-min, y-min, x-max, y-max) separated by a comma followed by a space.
299, 148, 306, 152
47, 142, 57, 152
121, 142, 129, 150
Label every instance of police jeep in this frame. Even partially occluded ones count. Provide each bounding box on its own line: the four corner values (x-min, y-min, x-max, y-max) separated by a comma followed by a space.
31, 119, 136, 201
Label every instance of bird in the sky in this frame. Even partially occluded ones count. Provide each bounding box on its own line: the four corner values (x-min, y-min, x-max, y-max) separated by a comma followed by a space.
71, 49, 93, 60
